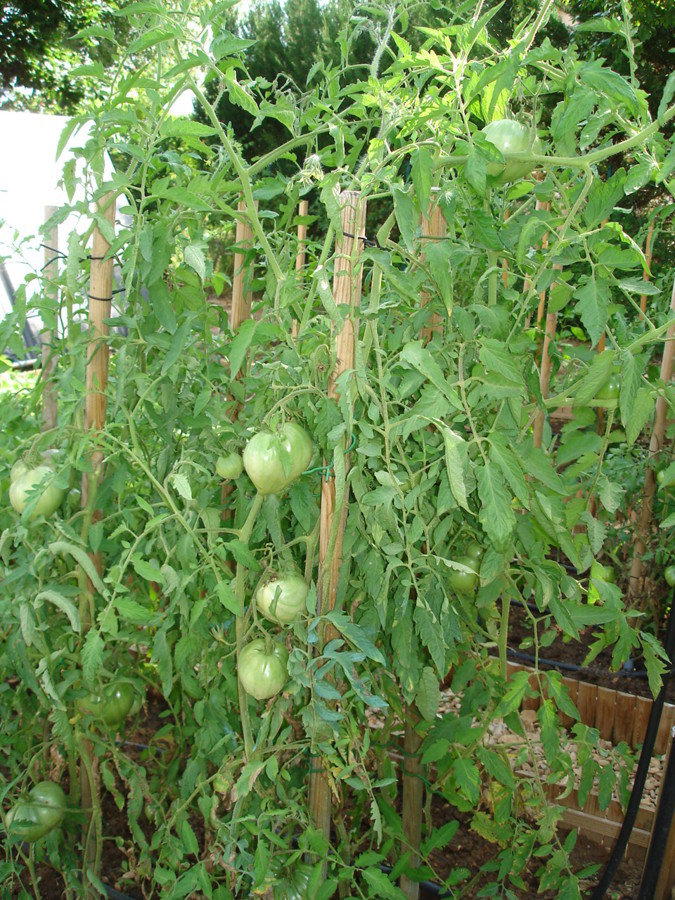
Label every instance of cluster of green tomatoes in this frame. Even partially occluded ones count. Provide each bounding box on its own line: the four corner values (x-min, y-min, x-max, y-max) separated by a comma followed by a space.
217, 422, 314, 702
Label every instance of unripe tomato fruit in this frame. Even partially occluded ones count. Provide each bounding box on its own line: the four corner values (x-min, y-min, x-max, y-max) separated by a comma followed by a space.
595, 375, 621, 406
243, 423, 313, 495
466, 542, 484, 562
9, 465, 65, 519
665, 566, 675, 587
448, 557, 479, 595
5, 782, 66, 842
255, 573, 308, 625
588, 561, 615, 604
481, 119, 542, 183
78, 682, 134, 727
216, 452, 243, 480
238, 639, 288, 700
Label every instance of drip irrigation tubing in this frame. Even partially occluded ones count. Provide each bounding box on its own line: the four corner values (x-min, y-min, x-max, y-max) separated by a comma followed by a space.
590, 586, 675, 899
505, 646, 674, 681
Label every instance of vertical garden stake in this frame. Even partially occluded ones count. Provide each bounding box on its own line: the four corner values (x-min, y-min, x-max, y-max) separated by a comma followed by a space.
639, 221, 655, 317
81, 193, 115, 893
400, 196, 446, 900
533, 261, 561, 449
41, 207, 59, 432
308, 191, 366, 850
292, 199, 309, 339
419, 195, 446, 343
628, 276, 675, 602
231, 198, 257, 330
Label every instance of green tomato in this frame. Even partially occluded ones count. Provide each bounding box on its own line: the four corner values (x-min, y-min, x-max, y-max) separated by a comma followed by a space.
481, 119, 542, 183
5, 782, 66, 842
665, 566, 675, 588
78, 683, 134, 727
465, 542, 484, 563
9, 460, 28, 483
29, 782, 66, 834
255, 573, 309, 625
238, 639, 288, 700
9, 465, 65, 519
448, 557, 479, 595
595, 375, 621, 407
216, 452, 243, 480
243, 423, 313, 495
588, 561, 615, 604
5, 801, 45, 842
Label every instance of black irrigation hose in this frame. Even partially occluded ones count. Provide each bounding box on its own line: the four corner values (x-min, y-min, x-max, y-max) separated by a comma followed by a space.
505, 646, 674, 681
591, 587, 675, 899
637, 727, 675, 899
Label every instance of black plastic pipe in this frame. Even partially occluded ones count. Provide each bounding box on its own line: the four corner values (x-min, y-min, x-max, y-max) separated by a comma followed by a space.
637, 728, 675, 899
591, 587, 675, 899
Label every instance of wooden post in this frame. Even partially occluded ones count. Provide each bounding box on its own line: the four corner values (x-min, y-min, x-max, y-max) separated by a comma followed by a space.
292, 200, 309, 339
295, 199, 309, 273
81, 192, 115, 894
308, 191, 366, 847
41, 207, 59, 432
231, 198, 257, 330
640, 222, 655, 317
534, 203, 551, 331
399, 196, 445, 899
628, 276, 675, 600
501, 208, 510, 290
533, 262, 561, 449
419, 195, 446, 342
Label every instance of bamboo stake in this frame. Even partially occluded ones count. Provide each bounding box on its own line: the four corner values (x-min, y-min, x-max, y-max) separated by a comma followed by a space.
628, 276, 675, 602
419, 196, 446, 342
533, 262, 561, 449
292, 199, 309, 339
295, 199, 309, 273
639, 222, 655, 317
231, 198, 257, 330
41, 207, 59, 432
222, 200, 257, 532
534, 203, 551, 331
308, 191, 366, 849
81, 193, 115, 894
501, 208, 510, 290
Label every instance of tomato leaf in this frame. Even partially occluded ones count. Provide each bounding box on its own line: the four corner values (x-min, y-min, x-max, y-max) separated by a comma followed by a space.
477, 463, 516, 549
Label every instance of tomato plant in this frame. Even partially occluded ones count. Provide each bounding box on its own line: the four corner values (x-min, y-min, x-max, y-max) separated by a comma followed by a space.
0, 1, 672, 897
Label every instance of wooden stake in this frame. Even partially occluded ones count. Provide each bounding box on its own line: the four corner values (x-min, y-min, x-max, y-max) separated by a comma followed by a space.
308, 191, 366, 847
231, 198, 257, 330
41, 207, 59, 432
295, 199, 309, 273
534, 203, 551, 331
533, 262, 561, 449
401, 709, 424, 899
501, 208, 510, 290
639, 222, 655, 317
81, 192, 115, 894
419, 196, 446, 342
292, 200, 309, 339
628, 276, 675, 602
